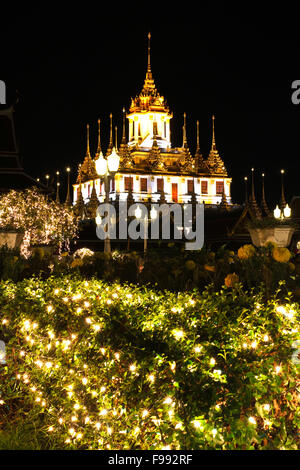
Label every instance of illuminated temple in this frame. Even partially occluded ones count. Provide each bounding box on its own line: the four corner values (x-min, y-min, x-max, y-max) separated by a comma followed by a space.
73, 34, 232, 217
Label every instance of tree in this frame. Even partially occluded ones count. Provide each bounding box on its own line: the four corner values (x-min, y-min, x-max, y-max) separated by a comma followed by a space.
0, 187, 78, 258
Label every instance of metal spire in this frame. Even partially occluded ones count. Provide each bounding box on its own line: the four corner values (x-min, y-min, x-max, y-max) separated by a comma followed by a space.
244, 176, 248, 204
261, 173, 271, 216
280, 169, 287, 210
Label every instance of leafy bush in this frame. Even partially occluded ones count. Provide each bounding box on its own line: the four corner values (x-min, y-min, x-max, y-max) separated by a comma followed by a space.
0, 243, 299, 298
0, 276, 299, 449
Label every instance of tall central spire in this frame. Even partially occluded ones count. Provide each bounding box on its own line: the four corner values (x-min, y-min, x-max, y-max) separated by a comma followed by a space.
147, 32, 151, 75
141, 32, 156, 95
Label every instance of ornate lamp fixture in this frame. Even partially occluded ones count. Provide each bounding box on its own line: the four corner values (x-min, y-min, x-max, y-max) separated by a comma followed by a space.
95, 146, 120, 253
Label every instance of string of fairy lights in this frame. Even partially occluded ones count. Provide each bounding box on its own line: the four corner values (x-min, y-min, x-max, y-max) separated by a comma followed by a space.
1, 277, 299, 449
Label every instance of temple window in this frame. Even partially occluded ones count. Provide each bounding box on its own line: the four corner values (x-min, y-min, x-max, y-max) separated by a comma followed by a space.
124, 176, 133, 191
157, 178, 164, 193
140, 177, 147, 192
201, 181, 208, 194
187, 179, 194, 194
216, 181, 224, 194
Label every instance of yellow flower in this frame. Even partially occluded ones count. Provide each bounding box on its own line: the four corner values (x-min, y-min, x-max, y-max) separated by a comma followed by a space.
224, 273, 239, 288
204, 264, 216, 272
70, 259, 84, 269
272, 247, 291, 263
61, 252, 69, 257
237, 244, 255, 260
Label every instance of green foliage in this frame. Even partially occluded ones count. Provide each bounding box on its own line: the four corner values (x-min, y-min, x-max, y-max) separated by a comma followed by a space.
0, 243, 299, 299
0, 276, 299, 450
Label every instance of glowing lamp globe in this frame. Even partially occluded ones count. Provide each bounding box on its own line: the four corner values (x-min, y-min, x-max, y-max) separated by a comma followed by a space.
107, 147, 120, 173
150, 207, 158, 219
95, 215, 102, 226
95, 152, 108, 176
283, 204, 291, 218
274, 205, 281, 219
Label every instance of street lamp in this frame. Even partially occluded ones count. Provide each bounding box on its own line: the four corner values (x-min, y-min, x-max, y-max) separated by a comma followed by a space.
274, 204, 291, 219
134, 204, 158, 253
95, 147, 120, 253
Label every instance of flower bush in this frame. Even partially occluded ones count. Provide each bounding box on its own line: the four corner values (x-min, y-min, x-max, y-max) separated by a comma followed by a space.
0, 188, 78, 258
272, 247, 292, 264
0, 241, 300, 299
224, 272, 239, 288
0, 276, 299, 450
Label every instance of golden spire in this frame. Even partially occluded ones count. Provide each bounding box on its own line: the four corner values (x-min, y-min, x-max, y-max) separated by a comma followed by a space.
86, 123, 90, 156
109, 113, 113, 147
183, 112, 187, 147
142, 33, 155, 94
106, 113, 113, 156
115, 126, 118, 151
95, 119, 101, 158
211, 114, 217, 151
207, 115, 227, 175
147, 32, 151, 74
121, 107, 126, 144
196, 120, 200, 153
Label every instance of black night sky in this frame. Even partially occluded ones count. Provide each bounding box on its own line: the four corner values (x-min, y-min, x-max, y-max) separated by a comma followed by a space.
2, 2, 300, 207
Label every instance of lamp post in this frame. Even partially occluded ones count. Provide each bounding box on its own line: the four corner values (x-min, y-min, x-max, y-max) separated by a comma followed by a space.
95, 147, 120, 253
134, 204, 158, 253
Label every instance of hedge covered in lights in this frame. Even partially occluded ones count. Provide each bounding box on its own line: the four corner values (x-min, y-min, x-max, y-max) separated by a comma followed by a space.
0, 276, 300, 450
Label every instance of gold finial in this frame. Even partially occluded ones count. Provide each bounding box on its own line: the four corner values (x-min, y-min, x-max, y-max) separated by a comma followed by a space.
196, 120, 200, 152
211, 115, 216, 149
183, 112, 187, 146
115, 126, 118, 151
96, 118, 101, 156
109, 113, 113, 147
86, 123, 90, 156
121, 107, 126, 144
147, 32, 151, 72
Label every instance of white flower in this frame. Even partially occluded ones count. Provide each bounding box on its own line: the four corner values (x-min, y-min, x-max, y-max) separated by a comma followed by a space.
291, 340, 300, 365
73, 248, 94, 259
